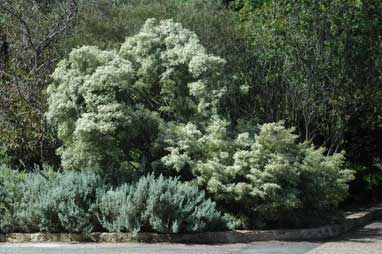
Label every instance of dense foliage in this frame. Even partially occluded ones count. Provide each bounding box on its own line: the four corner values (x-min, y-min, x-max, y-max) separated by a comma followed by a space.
234, 0, 382, 201
97, 174, 222, 233
1, 169, 102, 233
0, 169, 221, 233
161, 120, 354, 226
1, 0, 380, 232
0, 0, 77, 167
47, 19, 226, 173
0, 166, 25, 232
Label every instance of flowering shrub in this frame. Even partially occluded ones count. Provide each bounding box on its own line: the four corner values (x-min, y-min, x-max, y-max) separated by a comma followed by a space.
47, 19, 226, 173
46, 18, 355, 229
161, 120, 355, 225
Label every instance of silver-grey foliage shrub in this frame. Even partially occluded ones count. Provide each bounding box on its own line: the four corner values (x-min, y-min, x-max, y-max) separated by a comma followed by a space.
51, 171, 103, 233
15, 170, 60, 233
2, 169, 223, 233
97, 174, 223, 233
15, 170, 103, 233
0, 166, 25, 233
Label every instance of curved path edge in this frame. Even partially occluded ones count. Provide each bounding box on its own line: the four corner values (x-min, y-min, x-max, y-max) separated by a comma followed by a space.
1, 205, 381, 244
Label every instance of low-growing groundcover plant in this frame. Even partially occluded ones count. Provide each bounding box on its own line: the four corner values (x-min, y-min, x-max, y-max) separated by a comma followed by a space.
1, 170, 103, 233
0, 169, 223, 234
97, 174, 223, 233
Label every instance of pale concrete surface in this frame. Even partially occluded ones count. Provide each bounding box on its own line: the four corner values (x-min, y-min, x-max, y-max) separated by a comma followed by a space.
0, 241, 320, 254
307, 220, 382, 254
0, 220, 381, 254
0, 242, 246, 254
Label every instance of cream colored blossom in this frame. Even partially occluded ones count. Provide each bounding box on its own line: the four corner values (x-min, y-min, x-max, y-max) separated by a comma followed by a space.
47, 19, 224, 171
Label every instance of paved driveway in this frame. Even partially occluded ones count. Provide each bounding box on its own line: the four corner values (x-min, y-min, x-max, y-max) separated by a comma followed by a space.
0, 241, 320, 254
307, 220, 382, 254
0, 220, 380, 254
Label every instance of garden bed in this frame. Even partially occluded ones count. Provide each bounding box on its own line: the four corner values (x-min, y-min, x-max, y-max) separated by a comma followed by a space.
1, 204, 381, 244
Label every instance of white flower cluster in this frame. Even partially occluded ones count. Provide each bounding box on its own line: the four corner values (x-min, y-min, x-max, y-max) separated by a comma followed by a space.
119, 18, 226, 116
161, 120, 354, 221
47, 19, 226, 171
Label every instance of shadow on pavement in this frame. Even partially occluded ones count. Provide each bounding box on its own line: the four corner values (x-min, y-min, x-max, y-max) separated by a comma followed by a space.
340, 221, 382, 243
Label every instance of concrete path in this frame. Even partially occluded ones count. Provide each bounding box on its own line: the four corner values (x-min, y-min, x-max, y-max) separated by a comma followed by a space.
0, 241, 320, 254
0, 220, 380, 254
307, 220, 382, 254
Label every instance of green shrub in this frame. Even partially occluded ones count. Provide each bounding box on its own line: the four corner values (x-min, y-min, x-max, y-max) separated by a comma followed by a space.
44, 171, 103, 233
0, 145, 11, 166
96, 184, 133, 232
0, 166, 25, 233
14, 169, 60, 233
349, 162, 382, 203
47, 19, 226, 174
49, 171, 103, 233
161, 120, 355, 227
97, 174, 223, 233
15, 170, 103, 233
4, 169, 221, 234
